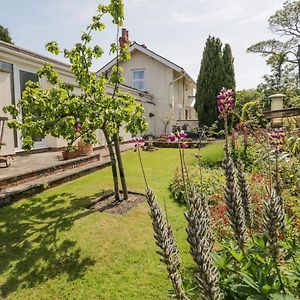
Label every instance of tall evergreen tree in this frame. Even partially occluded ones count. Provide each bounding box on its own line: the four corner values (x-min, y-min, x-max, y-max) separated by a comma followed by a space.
222, 43, 235, 90
195, 36, 224, 127
0, 25, 13, 44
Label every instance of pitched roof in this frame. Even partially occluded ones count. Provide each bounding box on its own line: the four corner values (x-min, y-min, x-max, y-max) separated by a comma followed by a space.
98, 42, 195, 84
0, 40, 71, 72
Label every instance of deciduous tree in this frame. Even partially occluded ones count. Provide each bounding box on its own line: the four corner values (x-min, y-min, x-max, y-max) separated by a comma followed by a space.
0, 25, 13, 44
4, 1, 147, 202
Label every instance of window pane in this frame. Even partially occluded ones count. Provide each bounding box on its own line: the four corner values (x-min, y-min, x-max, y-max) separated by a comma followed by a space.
133, 81, 144, 91
19, 70, 38, 94
138, 81, 144, 90
133, 70, 144, 80
133, 81, 139, 90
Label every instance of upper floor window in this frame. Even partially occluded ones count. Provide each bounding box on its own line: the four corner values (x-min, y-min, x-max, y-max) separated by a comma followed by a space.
132, 70, 144, 91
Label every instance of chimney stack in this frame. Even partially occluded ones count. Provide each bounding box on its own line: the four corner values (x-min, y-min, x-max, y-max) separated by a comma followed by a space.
119, 28, 130, 48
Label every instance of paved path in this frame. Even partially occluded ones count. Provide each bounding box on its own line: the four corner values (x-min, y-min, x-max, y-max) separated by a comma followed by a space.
0, 143, 133, 181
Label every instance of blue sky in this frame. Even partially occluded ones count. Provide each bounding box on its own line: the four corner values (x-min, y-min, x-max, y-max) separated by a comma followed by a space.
1, 0, 285, 89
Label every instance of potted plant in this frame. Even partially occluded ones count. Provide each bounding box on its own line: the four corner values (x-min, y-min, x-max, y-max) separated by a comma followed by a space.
78, 138, 93, 155
62, 143, 80, 160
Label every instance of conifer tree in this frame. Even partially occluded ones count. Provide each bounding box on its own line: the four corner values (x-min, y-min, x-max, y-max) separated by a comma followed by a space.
222, 44, 235, 90
195, 36, 224, 127
195, 38, 236, 127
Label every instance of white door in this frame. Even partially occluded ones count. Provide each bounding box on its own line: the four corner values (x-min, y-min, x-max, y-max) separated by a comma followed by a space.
17, 68, 47, 150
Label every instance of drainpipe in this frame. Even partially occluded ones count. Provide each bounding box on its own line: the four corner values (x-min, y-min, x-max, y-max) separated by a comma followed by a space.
183, 77, 185, 120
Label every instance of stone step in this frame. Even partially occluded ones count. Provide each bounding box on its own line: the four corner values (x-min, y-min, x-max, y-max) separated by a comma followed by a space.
0, 158, 111, 207
0, 152, 101, 189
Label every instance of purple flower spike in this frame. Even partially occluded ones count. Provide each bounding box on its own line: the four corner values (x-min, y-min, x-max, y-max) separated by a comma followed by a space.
217, 87, 235, 118
269, 128, 285, 150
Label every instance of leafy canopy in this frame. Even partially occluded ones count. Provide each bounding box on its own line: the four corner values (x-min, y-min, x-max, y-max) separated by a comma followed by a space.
4, 1, 147, 151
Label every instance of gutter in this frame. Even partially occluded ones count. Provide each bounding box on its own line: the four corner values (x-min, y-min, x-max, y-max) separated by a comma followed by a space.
0, 41, 71, 75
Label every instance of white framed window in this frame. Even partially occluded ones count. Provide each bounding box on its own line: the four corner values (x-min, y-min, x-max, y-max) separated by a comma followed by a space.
132, 69, 145, 91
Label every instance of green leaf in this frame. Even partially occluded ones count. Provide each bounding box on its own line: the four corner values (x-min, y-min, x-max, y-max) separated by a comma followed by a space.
238, 272, 260, 293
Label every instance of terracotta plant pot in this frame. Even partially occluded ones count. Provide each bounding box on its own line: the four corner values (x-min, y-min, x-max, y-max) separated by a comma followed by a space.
62, 150, 80, 160
78, 139, 93, 155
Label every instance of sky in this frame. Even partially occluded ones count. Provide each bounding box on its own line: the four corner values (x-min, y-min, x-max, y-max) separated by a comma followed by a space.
0, 0, 286, 90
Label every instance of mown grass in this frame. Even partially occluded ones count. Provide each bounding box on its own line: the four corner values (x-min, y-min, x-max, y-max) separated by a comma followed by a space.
0, 142, 223, 300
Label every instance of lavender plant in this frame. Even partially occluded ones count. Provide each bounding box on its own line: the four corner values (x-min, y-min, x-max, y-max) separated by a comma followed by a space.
222, 153, 247, 249
263, 188, 283, 261
218, 88, 247, 249
146, 189, 188, 300
236, 158, 253, 230
133, 138, 188, 299
135, 86, 298, 298
185, 192, 221, 300
268, 129, 286, 230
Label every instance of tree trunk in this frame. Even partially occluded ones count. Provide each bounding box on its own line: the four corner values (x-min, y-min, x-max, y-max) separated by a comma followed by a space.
114, 133, 128, 200
103, 130, 120, 201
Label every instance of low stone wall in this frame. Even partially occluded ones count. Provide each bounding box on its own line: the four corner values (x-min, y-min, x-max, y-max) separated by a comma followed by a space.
146, 141, 209, 149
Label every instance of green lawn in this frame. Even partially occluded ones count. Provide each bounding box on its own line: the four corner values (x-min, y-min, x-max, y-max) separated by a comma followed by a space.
0, 142, 223, 300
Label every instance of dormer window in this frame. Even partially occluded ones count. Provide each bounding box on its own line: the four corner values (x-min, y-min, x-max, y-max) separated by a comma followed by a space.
132, 69, 145, 91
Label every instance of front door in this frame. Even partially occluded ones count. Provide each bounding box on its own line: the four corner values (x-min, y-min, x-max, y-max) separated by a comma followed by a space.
19, 70, 47, 150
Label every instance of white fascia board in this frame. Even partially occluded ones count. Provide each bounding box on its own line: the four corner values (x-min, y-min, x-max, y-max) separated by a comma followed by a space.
98, 42, 196, 85
0, 41, 71, 75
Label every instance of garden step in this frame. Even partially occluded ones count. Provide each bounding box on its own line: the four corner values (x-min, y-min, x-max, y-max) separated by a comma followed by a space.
0, 158, 111, 207
0, 152, 101, 190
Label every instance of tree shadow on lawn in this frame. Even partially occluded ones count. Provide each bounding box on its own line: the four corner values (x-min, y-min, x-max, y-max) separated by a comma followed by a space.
0, 191, 104, 297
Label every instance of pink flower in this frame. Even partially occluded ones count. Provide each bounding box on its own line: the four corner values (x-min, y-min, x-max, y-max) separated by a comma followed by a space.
269, 128, 285, 151
132, 136, 145, 151
75, 120, 81, 132
217, 87, 235, 117
168, 133, 177, 142
178, 130, 188, 139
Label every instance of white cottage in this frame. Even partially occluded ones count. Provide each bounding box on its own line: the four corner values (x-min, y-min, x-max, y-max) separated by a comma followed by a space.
0, 40, 153, 155
98, 29, 197, 136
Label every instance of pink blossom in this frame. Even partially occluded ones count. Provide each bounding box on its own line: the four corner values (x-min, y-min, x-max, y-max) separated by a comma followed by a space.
269, 128, 285, 151
75, 121, 81, 133
131, 136, 145, 151
217, 87, 235, 117
178, 130, 188, 139
168, 133, 177, 142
